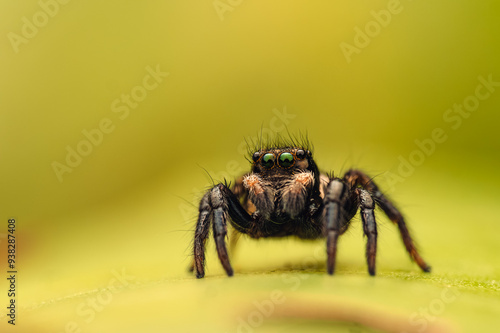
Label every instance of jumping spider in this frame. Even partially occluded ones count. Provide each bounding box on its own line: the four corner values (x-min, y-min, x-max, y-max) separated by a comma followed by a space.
192, 138, 431, 278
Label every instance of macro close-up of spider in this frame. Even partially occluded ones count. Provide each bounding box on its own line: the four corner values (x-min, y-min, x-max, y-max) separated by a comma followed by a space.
5, 1, 500, 331
193, 137, 431, 278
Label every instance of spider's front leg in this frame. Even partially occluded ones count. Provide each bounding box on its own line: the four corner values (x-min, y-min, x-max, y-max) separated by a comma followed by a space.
193, 183, 253, 279
323, 179, 354, 275
358, 189, 378, 276
323, 179, 378, 275
193, 192, 211, 278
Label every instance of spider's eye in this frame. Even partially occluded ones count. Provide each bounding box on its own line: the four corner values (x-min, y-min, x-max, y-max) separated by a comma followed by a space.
252, 152, 261, 162
261, 153, 275, 169
296, 149, 306, 160
278, 152, 294, 168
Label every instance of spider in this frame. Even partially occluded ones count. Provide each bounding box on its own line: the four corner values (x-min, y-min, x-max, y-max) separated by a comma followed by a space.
192, 137, 431, 278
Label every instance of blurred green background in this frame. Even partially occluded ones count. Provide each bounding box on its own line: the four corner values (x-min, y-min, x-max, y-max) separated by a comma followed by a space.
1, 1, 499, 332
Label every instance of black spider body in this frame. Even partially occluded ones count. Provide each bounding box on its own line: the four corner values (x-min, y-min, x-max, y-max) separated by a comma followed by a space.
192, 138, 430, 278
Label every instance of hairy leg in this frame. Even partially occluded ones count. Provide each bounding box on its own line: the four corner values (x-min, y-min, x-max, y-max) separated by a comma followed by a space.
323, 179, 351, 274
344, 169, 431, 272
358, 189, 378, 276
193, 183, 256, 278
210, 185, 233, 276
193, 193, 212, 278
189, 178, 249, 274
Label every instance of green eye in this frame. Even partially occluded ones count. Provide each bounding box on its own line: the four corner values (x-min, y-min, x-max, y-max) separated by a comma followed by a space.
278, 152, 294, 168
261, 153, 275, 169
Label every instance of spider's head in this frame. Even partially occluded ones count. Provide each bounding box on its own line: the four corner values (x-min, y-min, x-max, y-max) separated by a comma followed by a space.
250, 147, 314, 177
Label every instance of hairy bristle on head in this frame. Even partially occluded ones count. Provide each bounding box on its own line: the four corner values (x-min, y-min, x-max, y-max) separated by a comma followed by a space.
245, 131, 312, 158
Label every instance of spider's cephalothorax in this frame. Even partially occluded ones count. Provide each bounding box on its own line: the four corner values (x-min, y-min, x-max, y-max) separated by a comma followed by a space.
191, 138, 431, 278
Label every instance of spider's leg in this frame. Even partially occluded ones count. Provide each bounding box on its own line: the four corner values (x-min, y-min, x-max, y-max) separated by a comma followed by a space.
344, 169, 431, 273
193, 182, 254, 278
229, 195, 253, 256
211, 185, 233, 277
189, 177, 249, 275
229, 228, 241, 255
229, 175, 251, 254
224, 184, 255, 234
212, 184, 255, 277
358, 189, 378, 276
376, 195, 431, 272
323, 179, 352, 275
193, 193, 212, 278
